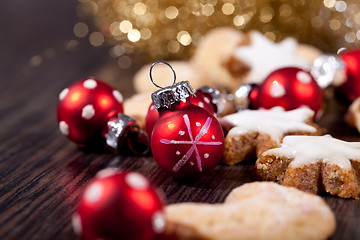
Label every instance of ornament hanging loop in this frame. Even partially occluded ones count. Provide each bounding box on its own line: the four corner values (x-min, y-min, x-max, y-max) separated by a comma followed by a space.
149, 61, 176, 89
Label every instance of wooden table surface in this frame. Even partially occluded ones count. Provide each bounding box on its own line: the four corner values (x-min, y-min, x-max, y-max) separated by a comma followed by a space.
1, 1, 360, 240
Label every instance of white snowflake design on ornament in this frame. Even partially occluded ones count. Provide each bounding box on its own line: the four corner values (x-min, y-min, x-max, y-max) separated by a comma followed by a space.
160, 114, 222, 173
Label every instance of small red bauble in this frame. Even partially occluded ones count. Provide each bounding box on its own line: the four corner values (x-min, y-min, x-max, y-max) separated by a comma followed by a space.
338, 49, 360, 102
145, 89, 216, 138
72, 169, 165, 240
57, 78, 124, 145
238, 67, 323, 114
150, 81, 224, 179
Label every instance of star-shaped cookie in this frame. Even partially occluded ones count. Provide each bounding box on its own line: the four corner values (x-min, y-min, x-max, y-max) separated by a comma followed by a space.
256, 135, 360, 198
234, 31, 311, 84
220, 107, 323, 165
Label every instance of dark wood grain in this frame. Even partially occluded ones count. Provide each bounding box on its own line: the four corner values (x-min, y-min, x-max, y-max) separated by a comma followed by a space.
1, 1, 360, 240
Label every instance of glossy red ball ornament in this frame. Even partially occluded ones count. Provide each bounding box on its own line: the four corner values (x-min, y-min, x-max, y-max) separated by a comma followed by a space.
150, 81, 224, 179
57, 78, 124, 145
250, 67, 323, 114
72, 168, 165, 240
338, 49, 360, 102
145, 89, 216, 138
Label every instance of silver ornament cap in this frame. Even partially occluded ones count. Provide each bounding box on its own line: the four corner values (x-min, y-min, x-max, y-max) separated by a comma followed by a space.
311, 54, 346, 89
151, 80, 196, 110
233, 84, 253, 110
105, 113, 150, 155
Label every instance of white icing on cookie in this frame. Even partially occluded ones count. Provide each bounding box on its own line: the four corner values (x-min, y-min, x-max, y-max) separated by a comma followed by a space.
234, 31, 311, 84
265, 135, 360, 169
220, 107, 316, 142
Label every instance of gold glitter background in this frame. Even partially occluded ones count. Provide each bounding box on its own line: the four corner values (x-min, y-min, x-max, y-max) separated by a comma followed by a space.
74, 0, 360, 67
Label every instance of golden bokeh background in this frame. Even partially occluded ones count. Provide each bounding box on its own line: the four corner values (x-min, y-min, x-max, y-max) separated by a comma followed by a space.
74, 0, 360, 67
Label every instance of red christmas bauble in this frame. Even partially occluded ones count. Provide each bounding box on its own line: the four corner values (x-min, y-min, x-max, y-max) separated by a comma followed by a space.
73, 169, 165, 240
57, 78, 124, 146
338, 49, 360, 102
145, 90, 216, 138
150, 82, 224, 179
251, 67, 323, 114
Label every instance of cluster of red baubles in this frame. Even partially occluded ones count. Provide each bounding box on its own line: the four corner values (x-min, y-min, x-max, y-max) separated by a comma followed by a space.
60, 49, 360, 240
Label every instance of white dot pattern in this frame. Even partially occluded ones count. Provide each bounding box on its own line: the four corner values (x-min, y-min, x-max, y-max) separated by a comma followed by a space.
96, 168, 119, 179
113, 90, 123, 103
296, 71, 312, 84
83, 79, 97, 89
59, 121, 69, 135
179, 130, 185, 136
198, 102, 204, 108
196, 122, 201, 127
72, 213, 82, 236
269, 81, 286, 98
204, 153, 209, 158
176, 151, 181, 155
152, 211, 165, 233
59, 88, 69, 101
204, 97, 210, 104
125, 172, 149, 189
85, 182, 103, 203
82, 104, 95, 120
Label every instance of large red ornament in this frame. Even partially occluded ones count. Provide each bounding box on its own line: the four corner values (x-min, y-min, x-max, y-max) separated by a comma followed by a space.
235, 67, 323, 114
338, 49, 360, 102
150, 80, 224, 179
72, 168, 165, 240
57, 78, 148, 154
145, 89, 216, 138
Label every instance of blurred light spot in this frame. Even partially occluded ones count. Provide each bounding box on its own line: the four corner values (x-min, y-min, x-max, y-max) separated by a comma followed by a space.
140, 28, 152, 40
30, 55, 42, 67
44, 48, 55, 58
355, 13, 360, 25
178, 7, 190, 19
89, 32, 104, 46
329, 19, 341, 30
118, 55, 132, 69
260, 6, 274, 23
133, 2, 147, 15
74, 22, 89, 38
264, 32, 276, 41
311, 16, 323, 28
128, 29, 141, 42
109, 22, 121, 36
335, 1, 347, 12
202, 4, 214, 16
323, 0, 336, 8
109, 45, 124, 58
279, 4, 292, 17
120, 20, 133, 33
357, 30, 360, 40
345, 32, 356, 43
167, 40, 180, 53
222, 3, 235, 15
65, 40, 79, 50
177, 31, 192, 46
165, 6, 179, 19
233, 15, 245, 26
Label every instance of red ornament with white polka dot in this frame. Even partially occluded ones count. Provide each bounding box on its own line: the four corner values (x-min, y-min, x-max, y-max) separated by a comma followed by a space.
145, 89, 216, 138
234, 67, 323, 115
57, 78, 149, 154
337, 49, 360, 102
72, 168, 165, 240
150, 80, 224, 179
